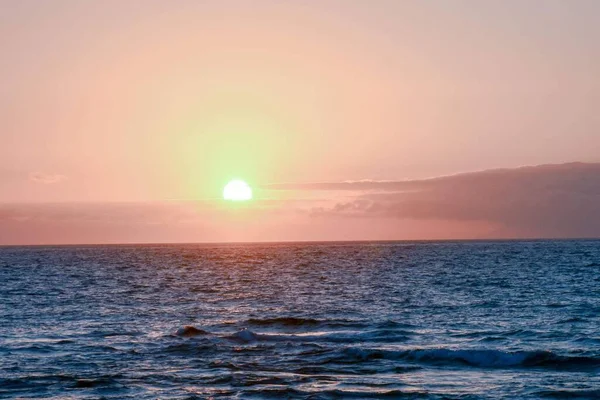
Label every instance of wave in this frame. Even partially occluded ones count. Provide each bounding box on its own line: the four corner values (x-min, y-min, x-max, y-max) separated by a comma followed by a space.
230, 328, 260, 342
171, 326, 600, 372
163, 342, 216, 355
0, 373, 125, 392
87, 329, 143, 338
244, 317, 416, 330
556, 316, 588, 324
239, 387, 431, 399
535, 389, 600, 398
73, 377, 119, 389
174, 325, 411, 344
245, 317, 368, 329
335, 347, 600, 370
224, 328, 410, 344
176, 325, 209, 337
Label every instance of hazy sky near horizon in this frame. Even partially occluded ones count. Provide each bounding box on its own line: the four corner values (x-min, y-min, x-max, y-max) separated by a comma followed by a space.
1, 1, 599, 243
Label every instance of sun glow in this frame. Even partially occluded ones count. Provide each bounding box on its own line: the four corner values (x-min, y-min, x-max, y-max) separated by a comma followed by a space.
223, 179, 253, 201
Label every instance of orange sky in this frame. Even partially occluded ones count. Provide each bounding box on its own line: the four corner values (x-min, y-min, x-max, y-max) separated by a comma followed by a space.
1, 1, 599, 244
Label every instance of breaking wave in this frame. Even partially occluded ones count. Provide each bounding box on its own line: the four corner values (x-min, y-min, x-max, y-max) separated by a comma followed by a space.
336, 347, 600, 370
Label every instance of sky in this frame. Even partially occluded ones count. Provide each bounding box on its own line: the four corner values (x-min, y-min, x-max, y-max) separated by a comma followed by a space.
1, 0, 599, 244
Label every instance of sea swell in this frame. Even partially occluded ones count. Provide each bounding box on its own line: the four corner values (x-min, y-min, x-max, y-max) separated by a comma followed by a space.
172, 325, 600, 371
335, 347, 600, 370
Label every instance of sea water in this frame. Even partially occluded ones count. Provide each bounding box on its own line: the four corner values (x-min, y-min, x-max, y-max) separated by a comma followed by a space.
1, 240, 599, 399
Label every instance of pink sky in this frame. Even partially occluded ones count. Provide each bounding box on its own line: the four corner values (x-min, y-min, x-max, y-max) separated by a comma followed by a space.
1, 1, 599, 244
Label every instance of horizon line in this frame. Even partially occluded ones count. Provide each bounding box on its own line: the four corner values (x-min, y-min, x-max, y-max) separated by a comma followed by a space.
2, 236, 599, 248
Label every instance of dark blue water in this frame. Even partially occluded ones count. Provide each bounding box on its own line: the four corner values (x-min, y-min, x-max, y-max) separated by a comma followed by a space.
1, 240, 599, 399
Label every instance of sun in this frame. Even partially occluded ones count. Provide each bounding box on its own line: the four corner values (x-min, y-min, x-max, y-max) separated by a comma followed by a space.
223, 179, 253, 201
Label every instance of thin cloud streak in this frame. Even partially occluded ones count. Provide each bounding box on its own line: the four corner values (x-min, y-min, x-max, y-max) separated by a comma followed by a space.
29, 172, 67, 185
265, 163, 599, 192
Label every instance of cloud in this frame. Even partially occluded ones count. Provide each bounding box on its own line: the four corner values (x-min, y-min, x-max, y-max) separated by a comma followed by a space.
0, 199, 310, 245
29, 172, 67, 184
305, 162, 600, 238
0, 201, 212, 245
263, 180, 421, 191
2, 163, 599, 243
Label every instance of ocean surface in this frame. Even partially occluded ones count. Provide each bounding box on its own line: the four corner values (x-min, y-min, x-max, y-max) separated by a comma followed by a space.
1, 240, 599, 399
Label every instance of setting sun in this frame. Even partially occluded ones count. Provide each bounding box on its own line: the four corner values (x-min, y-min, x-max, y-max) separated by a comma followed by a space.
223, 179, 253, 201
2, 2, 600, 399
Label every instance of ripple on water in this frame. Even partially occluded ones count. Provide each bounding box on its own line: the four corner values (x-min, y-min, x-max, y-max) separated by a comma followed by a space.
1, 240, 599, 398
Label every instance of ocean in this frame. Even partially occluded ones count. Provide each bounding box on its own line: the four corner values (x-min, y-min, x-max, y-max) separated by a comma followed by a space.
1, 240, 599, 399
